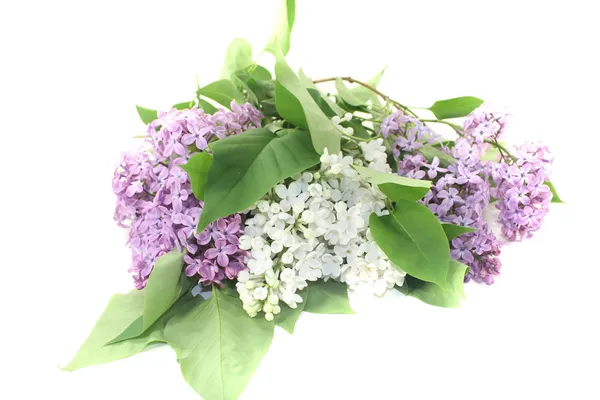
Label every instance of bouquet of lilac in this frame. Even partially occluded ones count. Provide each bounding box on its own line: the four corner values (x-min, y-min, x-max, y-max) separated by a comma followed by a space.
62, 1, 562, 399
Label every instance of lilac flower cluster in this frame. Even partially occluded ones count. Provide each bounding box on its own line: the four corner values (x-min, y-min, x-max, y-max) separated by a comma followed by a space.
383, 109, 505, 284
112, 102, 262, 288
492, 142, 553, 241
381, 112, 440, 159
146, 102, 263, 165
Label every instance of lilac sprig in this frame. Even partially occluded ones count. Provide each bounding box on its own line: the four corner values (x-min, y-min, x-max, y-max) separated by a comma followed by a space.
492, 142, 553, 241
113, 102, 262, 288
382, 108, 513, 284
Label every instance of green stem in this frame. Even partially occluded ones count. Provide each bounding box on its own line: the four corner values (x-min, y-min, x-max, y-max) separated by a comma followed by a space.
342, 134, 370, 143
362, 125, 377, 134
421, 119, 464, 134
384, 198, 394, 212
485, 139, 516, 163
247, 51, 265, 74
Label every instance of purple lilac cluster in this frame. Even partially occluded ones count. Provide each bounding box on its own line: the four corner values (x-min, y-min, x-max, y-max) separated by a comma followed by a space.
112, 102, 262, 288
491, 142, 553, 241
383, 109, 504, 284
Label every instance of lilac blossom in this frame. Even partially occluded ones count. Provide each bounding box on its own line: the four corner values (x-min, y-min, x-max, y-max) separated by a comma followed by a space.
383, 108, 504, 284
492, 142, 553, 241
384, 105, 553, 284
112, 102, 262, 288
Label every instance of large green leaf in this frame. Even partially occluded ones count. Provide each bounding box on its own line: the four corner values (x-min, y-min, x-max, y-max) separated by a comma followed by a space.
181, 152, 213, 201
335, 77, 364, 107
197, 128, 320, 231
398, 260, 468, 308
369, 201, 450, 288
428, 96, 484, 119
197, 79, 245, 107
441, 223, 476, 241
197, 98, 219, 114
164, 289, 274, 400
220, 38, 253, 80
106, 250, 188, 344
172, 100, 195, 111
298, 69, 344, 117
142, 251, 187, 330
136, 105, 158, 125
245, 77, 275, 105
303, 281, 354, 314
264, 0, 296, 56
62, 291, 154, 371
275, 289, 308, 334
545, 181, 565, 203
274, 51, 341, 154
353, 165, 431, 201
307, 88, 338, 118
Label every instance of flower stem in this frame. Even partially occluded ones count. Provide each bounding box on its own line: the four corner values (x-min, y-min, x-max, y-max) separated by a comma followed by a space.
384, 198, 394, 212
485, 139, 516, 163
421, 119, 464, 135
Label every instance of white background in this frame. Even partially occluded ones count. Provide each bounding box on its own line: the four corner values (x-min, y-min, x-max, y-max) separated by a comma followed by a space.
1, 0, 599, 399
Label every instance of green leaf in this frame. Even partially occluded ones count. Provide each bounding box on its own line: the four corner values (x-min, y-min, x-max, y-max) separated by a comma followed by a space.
62, 291, 155, 371
399, 260, 468, 308
369, 201, 450, 288
545, 181, 565, 203
275, 289, 308, 334
349, 67, 387, 103
197, 98, 219, 114
136, 105, 158, 125
428, 96, 484, 120
248, 65, 272, 81
341, 119, 371, 139
418, 144, 456, 168
354, 165, 431, 201
298, 69, 344, 117
197, 128, 320, 231
274, 51, 341, 154
164, 289, 274, 400
303, 281, 354, 314
172, 100, 195, 111
335, 77, 364, 107
142, 251, 187, 330
307, 88, 338, 118
264, 0, 296, 56
260, 98, 280, 118
106, 250, 188, 344
197, 79, 245, 107
220, 38, 253, 80
245, 78, 275, 104
441, 223, 476, 241
181, 153, 213, 201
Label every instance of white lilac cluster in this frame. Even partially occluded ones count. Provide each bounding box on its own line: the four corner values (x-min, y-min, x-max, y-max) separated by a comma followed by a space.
236, 140, 405, 320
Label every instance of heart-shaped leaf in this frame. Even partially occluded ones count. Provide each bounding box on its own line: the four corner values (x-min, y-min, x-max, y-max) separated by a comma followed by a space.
164, 289, 274, 400
136, 105, 158, 125
197, 128, 320, 232
369, 201, 450, 288
274, 51, 341, 154
181, 153, 213, 201
398, 260, 468, 308
428, 96, 484, 119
